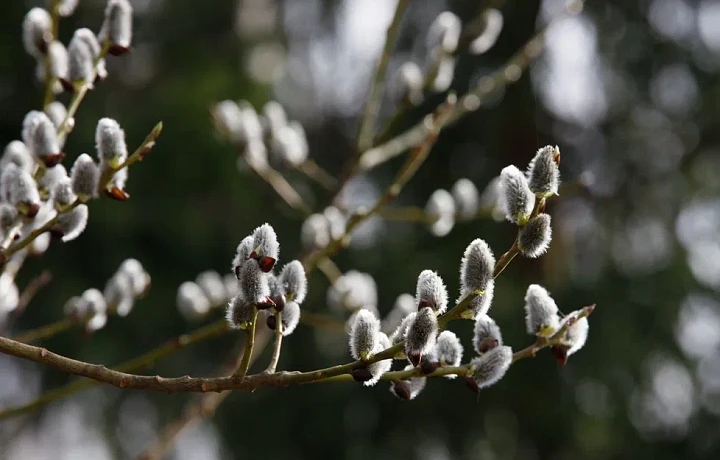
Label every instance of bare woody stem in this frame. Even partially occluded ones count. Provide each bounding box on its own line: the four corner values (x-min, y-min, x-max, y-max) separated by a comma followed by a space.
265, 311, 283, 374
233, 306, 258, 378
297, 159, 337, 191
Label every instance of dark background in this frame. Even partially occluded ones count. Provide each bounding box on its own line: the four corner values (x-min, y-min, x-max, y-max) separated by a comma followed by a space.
2, 0, 720, 459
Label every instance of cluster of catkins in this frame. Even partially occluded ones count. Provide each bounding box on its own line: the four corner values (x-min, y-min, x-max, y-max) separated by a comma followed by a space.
64, 258, 150, 332
344, 146, 585, 400
212, 100, 310, 173
22, 0, 132, 95
176, 270, 241, 321
199, 224, 308, 336
1, 116, 132, 246
394, 9, 504, 105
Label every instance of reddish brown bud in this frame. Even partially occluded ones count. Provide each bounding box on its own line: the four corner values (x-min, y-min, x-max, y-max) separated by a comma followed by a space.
43, 152, 66, 168
256, 297, 276, 310
266, 314, 277, 330
407, 351, 422, 367
420, 360, 440, 375
477, 338, 499, 353
25, 203, 40, 218
550, 345, 569, 366
272, 294, 286, 312
391, 381, 412, 400
351, 367, 374, 382
105, 186, 130, 201
108, 44, 131, 56
60, 79, 74, 93
463, 375, 480, 394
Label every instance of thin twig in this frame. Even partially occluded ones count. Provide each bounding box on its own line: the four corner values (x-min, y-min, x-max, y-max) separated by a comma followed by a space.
264, 311, 283, 374
297, 159, 337, 191
233, 306, 258, 378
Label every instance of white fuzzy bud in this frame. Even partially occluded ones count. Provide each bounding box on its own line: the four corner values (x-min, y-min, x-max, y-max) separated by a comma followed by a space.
243, 139, 269, 172
524, 284, 560, 337
0, 279, 20, 314
301, 213, 331, 250
389, 365, 427, 400
499, 165, 534, 225
54, 203, 88, 242
70, 153, 99, 200
273, 122, 309, 167
425, 189, 455, 237
252, 223, 279, 260
1, 141, 34, 174
67, 35, 94, 83
469, 9, 504, 55
470, 345, 512, 389
405, 307, 438, 366
431, 55, 455, 92
100, 0, 133, 48
0, 164, 41, 213
382, 293, 416, 333
394, 61, 424, 106
81, 288, 108, 332
281, 300, 301, 336
22, 111, 60, 160
38, 164, 67, 195
223, 273, 240, 300
467, 280, 495, 317
196, 271, 227, 307
415, 270, 448, 314
232, 235, 254, 274
364, 332, 393, 387
51, 177, 76, 211
323, 206, 346, 240
518, 214, 552, 258
349, 309, 381, 360
226, 294, 254, 329
473, 313, 503, 353
558, 310, 589, 356
104, 272, 135, 317
64, 295, 86, 317
527, 145, 560, 197
262, 101, 287, 140
390, 311, 416, 347
29, 232, 51, 255
47, 41, 69, 81
178, 281, 211, 321
95, 118, 128, 167
45, 102, 68, 129
58, 0, 80, 17
451, 178, 479, 220
427, 12, 461, 54
22, 8, 51, 58
118, 259, 150, 296
280, 260, 307, 304
239, 259, 270, 304
213, 101, 243, 140
460, 238, 495, 296
327, 270, 378, 313
435, 330, 463, 372
0, 204, 18, 234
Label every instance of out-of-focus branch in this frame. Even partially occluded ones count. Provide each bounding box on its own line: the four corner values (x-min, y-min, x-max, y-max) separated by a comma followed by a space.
42, 0, 61, 109
297, 159, 337, 191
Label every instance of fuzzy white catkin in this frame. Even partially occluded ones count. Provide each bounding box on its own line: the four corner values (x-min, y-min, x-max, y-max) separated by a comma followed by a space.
47, 41, 69, 80
1, 141, 34, 173
460, 238, 495, 295
22, 8, 51, 58
327, 270, 378, 314
262, 101, 287, 139
243, 139, 269, 172
232, 236, 255, 273
95, 118, 128, 167
382, 293, 416, 333
64, 296, 86, 318
280, 260, 307, 304
223, 273, 240, 300
22, 111, 60, 159
104, 272, 135, 317
213, 101, 243, 140
560, 311, 589, 356
349, 309, 381, 360
524, 284, 560, 337
518, 214, 552, 258
252, 223, 280, 260
100, 0, 133, 48
70, 153, 99, 200
226, 294, 253, 329
527, 146, 560, 197
415, 270, 448, 314
435, 330, 463, 370
473, 314, 503, 353
109, 165, 128, 191
38, 165, 68, 194
267, 273, 282, 298
301, 213, 331, 250
55, 204, 88, 242
67, 35, 94, 83
276, 121, 309, 167
58, 0, 80, 17
29, 232, 51, 255
405, 307, 438, 365
0, 164, 41, 209
52, 178, 76, 211
323, 206, 346, 240
0, 204, 18, 234
427, 11, 461, 54
45, 102, 68, 129
395, 61, 424, 106
0, 279, 20, 314
470, 345, 513, 389
239, 259, 270, 304
451, 178, 480, 220
119, 258, 150, 296
431, 55, 455, 92
467, 280, 495, 318
425, 189, 456, 237
281, 301, 301, 336
364, 332, 392, 387
178, 281, 211, 321
469, 9, 504, 55
499, 165, 534, 225
390, 311, 416, 346
196, 271, 227, 307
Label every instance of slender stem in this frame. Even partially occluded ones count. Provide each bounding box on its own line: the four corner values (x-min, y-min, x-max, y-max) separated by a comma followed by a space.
11, 316, 77, 344
297, 159, 337, 191
265, 312, 283, 374
355, 0, 413, 153
316, 257, 342, 284
233, 306, 258, 378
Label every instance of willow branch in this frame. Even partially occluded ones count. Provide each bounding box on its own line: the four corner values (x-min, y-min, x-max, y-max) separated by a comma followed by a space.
297, 159, 337, 191
264, 311, 283, 374
233, 306, 258, 378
